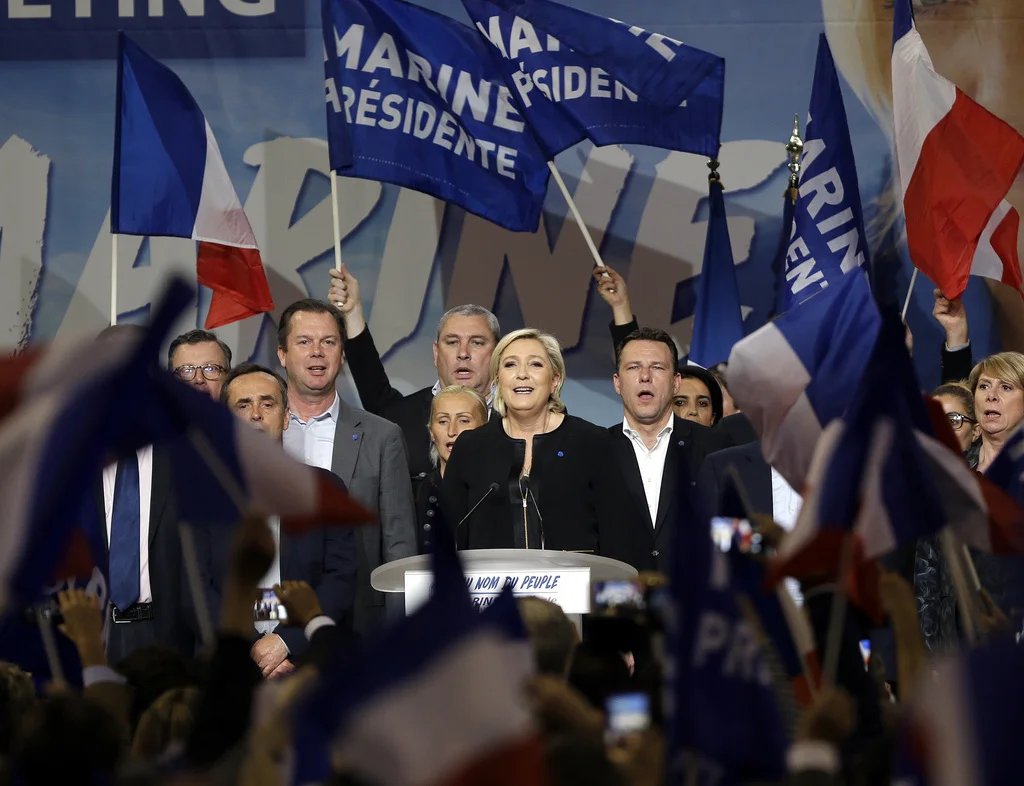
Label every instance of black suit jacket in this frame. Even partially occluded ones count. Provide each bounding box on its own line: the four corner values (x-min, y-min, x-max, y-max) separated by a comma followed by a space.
343, 327, 436, 484
605, 416, 712, 573
98, 448, 194, 658
189, 502, 357, 658
696, 440, 773, 522
442, 415, 636, 554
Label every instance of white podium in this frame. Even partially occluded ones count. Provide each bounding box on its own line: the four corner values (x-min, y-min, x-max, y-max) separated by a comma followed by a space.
371, 549, 638, 627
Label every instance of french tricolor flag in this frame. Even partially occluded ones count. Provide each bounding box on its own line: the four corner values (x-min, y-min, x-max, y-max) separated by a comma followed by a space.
111, 32, 274, 329
771, 314, 1024, 622
892, 0, 1024, 300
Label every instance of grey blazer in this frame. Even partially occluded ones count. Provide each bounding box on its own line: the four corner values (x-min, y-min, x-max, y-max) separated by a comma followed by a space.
330, 398, 417, 635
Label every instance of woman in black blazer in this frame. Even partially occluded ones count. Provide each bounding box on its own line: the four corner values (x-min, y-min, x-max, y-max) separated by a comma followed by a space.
442, 328, 631, 553
415, 385, 489, 554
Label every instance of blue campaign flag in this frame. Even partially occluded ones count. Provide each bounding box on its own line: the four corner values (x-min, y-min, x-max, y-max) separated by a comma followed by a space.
689, 178, 745, 368
321, 0, 551, 233
667, 470, 789, 784
462, 0, 725, 158
779, 33, 869, 312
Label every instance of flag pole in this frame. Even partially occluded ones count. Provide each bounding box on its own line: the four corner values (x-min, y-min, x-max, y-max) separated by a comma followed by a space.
939, 527, 980, 645
179, 521, 216, 650
110, 233, 119, 326
822, 532, 855, 687
901, 267, 919, 322
329, 170, 344, 272
547, 161, 606, 268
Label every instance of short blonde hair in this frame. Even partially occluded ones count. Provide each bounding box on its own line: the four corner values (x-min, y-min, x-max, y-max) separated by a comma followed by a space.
427, 385, 488, 467
969, 352, 1024, 396
490, 328, 566, 417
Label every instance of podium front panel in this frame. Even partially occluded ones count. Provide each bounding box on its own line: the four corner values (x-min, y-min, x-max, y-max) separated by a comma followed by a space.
405, 566, 591, 615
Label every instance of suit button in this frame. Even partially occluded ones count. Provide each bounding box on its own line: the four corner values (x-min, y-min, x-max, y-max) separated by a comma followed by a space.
429, 496, 437, 503
426, 510, 434, 517
651, 549, 660, 557
424, 523, 432, 532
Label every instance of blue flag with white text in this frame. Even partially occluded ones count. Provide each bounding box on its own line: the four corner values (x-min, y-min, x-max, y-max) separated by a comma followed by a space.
462, 0, 725, 159
779, 33, 869, 312
667, 476, 789, 784
689, 178, 745, 368
321, 0, 551, 232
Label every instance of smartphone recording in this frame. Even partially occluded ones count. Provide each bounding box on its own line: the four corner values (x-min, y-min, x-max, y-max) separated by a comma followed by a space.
253, 589, 288, 623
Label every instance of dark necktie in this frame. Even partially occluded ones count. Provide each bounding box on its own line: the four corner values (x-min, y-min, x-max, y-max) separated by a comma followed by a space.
109, 456, 141, 612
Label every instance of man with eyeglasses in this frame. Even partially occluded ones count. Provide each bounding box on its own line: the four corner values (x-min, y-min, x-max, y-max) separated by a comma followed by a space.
168, 329, 233, 399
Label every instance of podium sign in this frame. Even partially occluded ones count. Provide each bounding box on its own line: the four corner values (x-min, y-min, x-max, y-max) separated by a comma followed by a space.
405, 566, 592, 615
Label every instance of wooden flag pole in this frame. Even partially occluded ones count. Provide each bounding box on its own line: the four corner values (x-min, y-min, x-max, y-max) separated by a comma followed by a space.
939, 527, 980, 645
547, 161, 606, 268
110, 232, 119, 326
822, 533, 855, 687
901, 267, 919, 322
329, 171, 347, 308
179, 521, 216, 650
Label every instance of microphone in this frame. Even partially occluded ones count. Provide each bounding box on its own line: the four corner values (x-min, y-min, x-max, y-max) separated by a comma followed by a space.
455, 482, 500, 547
521, 475, 546, 551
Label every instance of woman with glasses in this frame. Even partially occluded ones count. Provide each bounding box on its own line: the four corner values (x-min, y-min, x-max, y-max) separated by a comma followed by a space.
932, 382, 982, 468
916, 382, 982, 654
919, 358, 1024, 649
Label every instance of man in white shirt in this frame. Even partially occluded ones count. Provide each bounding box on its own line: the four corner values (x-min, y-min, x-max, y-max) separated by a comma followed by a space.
603, 327, 713, 573
95, 325, 194, 663
277, 299, 416, 636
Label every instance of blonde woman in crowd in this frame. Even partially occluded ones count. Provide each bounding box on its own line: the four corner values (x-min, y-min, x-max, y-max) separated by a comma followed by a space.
416, 385, 489, 554
442, 328, 634, 555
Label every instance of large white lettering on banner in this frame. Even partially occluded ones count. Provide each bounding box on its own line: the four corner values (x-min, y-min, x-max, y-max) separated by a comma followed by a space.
3, 0, 996, 421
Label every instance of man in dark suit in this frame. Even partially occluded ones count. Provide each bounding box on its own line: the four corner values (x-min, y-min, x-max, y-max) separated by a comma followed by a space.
326, 266, 499, 491
696, 440, 773, 522
277, 299, 416, 637
94, 325, 194, 664
191, 363, 357, 678
602, 327, 712, 574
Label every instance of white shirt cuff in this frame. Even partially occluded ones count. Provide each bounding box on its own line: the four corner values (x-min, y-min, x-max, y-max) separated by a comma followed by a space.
945, 339, 970, 352
83, 665, 127, 688
787, 741, 840, 775
304, 615, 335, 640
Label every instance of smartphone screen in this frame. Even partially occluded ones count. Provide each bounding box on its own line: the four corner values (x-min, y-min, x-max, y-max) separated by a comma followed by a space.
859, 639, 871, 670
605, 692, 650, 745
592, 580, 645, 613
253, 589, 288, 623
710, 517, 759, 553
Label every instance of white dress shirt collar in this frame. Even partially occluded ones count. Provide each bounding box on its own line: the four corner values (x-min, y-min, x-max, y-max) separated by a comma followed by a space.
289, 391, 340, 426
621, 414, 674, 452
432, 379, 495, 408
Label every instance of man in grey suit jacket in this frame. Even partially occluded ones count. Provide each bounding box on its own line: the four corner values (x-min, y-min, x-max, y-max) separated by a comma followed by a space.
277, 298, 417, 636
